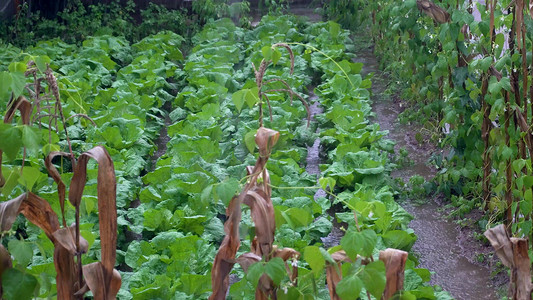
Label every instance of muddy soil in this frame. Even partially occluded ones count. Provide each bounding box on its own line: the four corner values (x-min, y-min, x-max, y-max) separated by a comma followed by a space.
353, 43, 501, 299
303, 92, 345, 249
149, 101, 172, 172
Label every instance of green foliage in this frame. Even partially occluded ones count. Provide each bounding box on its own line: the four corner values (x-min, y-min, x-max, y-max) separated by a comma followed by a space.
0, 12, 442, 299
259, 0, 290, 15
0, 0, 251, 48
136, 3, 191, 40
192, 0, 251, 26
350, 0, 533, 233
322, 0, 364, 30
2, 268, 38, 300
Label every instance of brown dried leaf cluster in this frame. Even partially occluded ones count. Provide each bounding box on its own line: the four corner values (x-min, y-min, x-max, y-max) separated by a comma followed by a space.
485, 225, 532, 300
380, 249, 408, 299
210, 127, 300, 299
0, 64, 119, 299
416, 0, 451, 23
0, 147, 120, 300
326, 250, 352, 300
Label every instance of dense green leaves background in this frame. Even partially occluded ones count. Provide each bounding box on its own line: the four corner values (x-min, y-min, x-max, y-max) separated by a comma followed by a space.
0, 10, 446, 299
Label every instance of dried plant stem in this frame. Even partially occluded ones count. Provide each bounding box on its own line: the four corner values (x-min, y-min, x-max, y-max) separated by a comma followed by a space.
253, 45, 310, 128
75, 205, 83, 299
65, 114, 97, 126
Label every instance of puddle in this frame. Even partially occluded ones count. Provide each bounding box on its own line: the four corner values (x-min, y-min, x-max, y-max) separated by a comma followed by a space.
148, 100, 172, 172
354, 43, 499, 299
304, 92, 342, 249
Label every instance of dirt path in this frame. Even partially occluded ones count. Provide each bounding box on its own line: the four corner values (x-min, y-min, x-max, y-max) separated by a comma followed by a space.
354, 43, 499, 299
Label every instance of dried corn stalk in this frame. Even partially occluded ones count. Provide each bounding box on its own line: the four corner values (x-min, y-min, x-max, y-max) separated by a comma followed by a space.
326, 249, 408, 300
485, 224, 532, 300
0, 147, 120, 300
379, 248, 408, 300
253, 44, 310, 127
0, 63, 118, 299
210, 127, 300, 299
326, 250, 353, 300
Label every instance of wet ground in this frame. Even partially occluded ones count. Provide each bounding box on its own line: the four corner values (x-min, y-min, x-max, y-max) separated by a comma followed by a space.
149, 101, 172, 171
354, 43, 500, 299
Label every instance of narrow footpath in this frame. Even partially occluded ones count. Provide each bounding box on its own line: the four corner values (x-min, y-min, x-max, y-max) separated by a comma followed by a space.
353, 42, 499, 299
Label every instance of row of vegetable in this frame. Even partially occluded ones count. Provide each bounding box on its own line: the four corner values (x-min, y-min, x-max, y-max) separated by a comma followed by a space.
0, 12, 452, 299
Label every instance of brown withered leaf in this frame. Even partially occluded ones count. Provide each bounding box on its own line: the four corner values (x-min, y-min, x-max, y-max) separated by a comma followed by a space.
210, 195, 242, 300
73, 284, 90, 297
18, 192, 60, 242
4, 95, 32, 124
53, 225, 89, 255
326, 262, 343, 300
45, 151, 75, 227
0, 194, 25, 232
69, 146, 118, 295
484, 224, 513, 268
330, 250, 352, 264
244, 189, 275, 257
272, 246, 300, 282
82, 262, 122, 300
273, 246, 299, 261
379, 248, 408, 300
256, 274, 273, 300
16, 192, 79, 299
485, 225, 532, 298
54, 245, 78, 299
326, 251, 353, 300
416, 0, 450, 23
255, 127, 280, 158
236, 252, 262, 273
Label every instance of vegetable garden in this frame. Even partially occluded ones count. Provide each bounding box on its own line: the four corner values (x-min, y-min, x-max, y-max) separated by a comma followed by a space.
0, 0, 532, 299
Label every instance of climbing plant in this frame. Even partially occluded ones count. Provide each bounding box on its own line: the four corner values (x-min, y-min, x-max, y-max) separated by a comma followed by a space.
341, 0, 533, 255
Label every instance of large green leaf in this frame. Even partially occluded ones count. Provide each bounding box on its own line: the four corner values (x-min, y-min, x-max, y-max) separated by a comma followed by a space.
360, 261, 386, 298
304, 246, 325, 274
336, 273, 363, 300
340, 229, 377, 260
265, 257, 286, 285
0, 124, 22, 160
1, 268, 38, 300
8, 239, 33, 267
